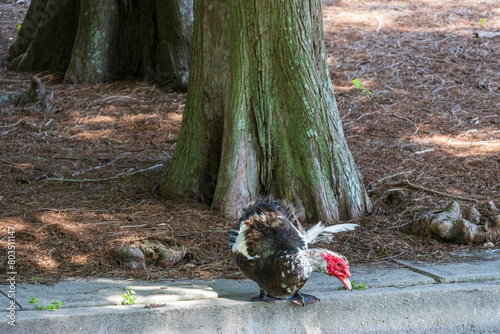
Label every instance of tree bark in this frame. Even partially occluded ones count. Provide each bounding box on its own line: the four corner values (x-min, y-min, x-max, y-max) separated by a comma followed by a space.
155, 0, 193, 90
158, 0, 228, 206
159, 0, 371, 223
7, 0, 80, 71
64, 0, 119, 83
8, 0, 193, 88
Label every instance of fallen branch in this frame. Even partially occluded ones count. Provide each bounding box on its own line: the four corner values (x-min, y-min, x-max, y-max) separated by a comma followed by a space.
0, 118, 26, 128
0, 74, 53, 84
391, 112, 419, 136
391, 180, 477, 202
376, 170, 413, 183
376, 250, 405, 262
42, 164, 163, 183
0, 158, 18, 166
120, 224, 147, 229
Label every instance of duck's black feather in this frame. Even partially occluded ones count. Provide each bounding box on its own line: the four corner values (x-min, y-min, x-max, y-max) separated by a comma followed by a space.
229, 197, 355, 304
230, 198, 308, 298
238, 197, 295, 223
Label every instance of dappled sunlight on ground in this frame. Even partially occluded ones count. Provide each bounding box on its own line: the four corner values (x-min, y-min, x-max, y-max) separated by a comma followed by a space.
0, 0, 499, 282
79, 115, 117, 124
75, 129, 115, 140
323, 0, 500, 34
413, 133, 500, 157
70, 254, 90, 266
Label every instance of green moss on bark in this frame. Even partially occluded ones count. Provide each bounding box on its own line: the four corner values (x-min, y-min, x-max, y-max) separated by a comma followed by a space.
159, 0, 371, 222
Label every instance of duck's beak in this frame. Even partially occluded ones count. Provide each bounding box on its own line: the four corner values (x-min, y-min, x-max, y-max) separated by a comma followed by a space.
340, 276, 352, 290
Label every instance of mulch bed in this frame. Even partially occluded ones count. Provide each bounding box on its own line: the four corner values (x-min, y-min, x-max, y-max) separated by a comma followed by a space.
1, 0, 499, 283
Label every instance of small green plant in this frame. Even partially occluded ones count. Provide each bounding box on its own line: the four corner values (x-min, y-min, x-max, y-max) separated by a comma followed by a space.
399, 2, 406, 10
29, 297, 65, 311
121, 286, 137, 305
351, 280, 367, 290
29, 276, 45, 282
352, 78, 371, 94
479, 18, 487, 28
17, 21, 22, 30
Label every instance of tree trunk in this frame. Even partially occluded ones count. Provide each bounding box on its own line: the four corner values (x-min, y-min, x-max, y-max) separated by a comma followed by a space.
159, 0, 371, 223
64, 0, 119, 83
155, 0, 193, 90
7, 0, 80, 71
8, 0, 193, 88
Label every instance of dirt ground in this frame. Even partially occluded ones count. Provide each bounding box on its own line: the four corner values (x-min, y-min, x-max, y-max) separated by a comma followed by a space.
1, 0, 499, 283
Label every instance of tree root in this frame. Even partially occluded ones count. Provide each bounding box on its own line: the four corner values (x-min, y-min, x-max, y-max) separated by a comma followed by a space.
41, 164, 163, 183
0, 77, 45, 107
0, 74, 53, 84
417, 201, 499, 245
391, 180, 478, 202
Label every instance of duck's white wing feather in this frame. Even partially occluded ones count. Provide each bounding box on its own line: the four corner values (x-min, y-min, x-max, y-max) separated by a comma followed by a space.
303, 222, 358, 245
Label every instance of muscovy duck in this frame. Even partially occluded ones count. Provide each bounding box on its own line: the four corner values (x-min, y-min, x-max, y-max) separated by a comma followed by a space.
229, 198, 357, 306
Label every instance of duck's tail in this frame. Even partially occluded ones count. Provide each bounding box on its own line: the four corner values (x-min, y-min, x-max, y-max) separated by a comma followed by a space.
303, 222, 358, 245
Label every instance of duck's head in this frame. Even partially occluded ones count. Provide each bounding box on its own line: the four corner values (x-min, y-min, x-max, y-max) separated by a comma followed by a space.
320, 251, 352, 290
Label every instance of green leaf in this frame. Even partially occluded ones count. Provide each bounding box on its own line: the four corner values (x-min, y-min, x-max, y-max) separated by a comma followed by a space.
30, 297, 65, 311
349, 280, 368, 290
353, 78, 365, 90
121, 286, 137, 305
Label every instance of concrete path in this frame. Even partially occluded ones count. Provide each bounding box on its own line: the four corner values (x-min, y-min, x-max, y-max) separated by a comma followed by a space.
1, 250, 499, 333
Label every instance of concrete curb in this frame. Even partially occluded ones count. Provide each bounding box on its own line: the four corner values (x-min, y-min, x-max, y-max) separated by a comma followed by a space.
1, 251, 500, 333
1, 281, 499, 333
